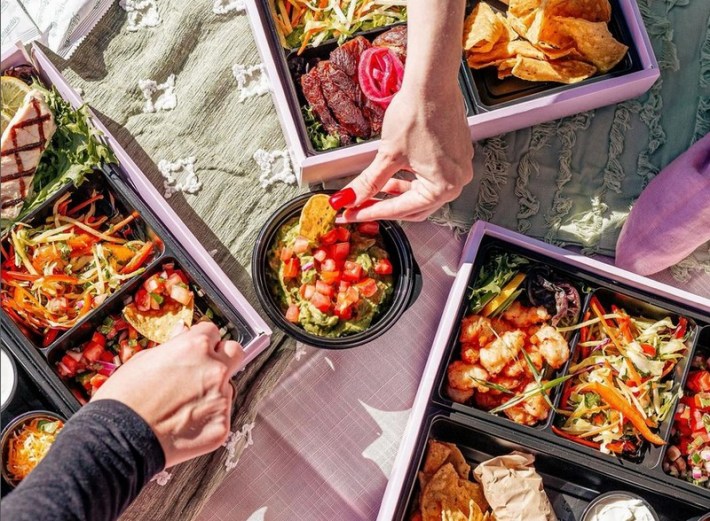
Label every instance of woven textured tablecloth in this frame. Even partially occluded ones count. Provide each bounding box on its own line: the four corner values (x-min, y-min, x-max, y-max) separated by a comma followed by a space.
36, 0, 710, 520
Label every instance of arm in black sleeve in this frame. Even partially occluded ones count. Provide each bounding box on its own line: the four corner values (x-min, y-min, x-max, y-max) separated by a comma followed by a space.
1, 399, 165, 521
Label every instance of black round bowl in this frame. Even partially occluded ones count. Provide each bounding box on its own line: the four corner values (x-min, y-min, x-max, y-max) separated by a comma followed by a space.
252, 191, 422, 349
1, 410, 65, 487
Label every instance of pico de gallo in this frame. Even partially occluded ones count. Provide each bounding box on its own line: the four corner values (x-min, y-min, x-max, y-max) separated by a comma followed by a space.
554, 299, 690, 457
664, 349, 710, 488
0, 189, 157, 346
56, 265, 206, 403
269, 218, 394, 337
5, 416, 64, 483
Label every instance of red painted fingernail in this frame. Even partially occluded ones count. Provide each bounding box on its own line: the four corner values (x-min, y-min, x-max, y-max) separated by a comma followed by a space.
329, 188, 356, 211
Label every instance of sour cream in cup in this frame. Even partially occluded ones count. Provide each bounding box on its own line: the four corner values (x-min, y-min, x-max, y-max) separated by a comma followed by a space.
1, 348, 17, 410
582, 492, 659, 521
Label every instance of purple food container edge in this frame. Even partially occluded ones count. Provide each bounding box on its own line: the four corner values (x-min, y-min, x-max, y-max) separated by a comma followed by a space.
1, 44, 272, 370
376, 221, 709, 520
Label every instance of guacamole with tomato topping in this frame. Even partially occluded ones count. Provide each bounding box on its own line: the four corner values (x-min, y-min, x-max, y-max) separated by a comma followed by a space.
268, 218, 394, 338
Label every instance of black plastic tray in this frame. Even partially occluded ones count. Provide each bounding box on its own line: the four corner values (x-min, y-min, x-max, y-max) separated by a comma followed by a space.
395, 415, 708, 521
254, 0, 476, 156
0, 343, 66, 496
0, 165, 258, 415
415, 235, 710, 511
462, 0, 643, 111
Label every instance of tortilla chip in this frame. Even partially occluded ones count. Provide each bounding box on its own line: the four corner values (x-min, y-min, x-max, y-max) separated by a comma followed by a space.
508, 0, 542, 19
123, 300, 194, 344
423, 441, 453, 475
442, 501, 487, 521
525, 9, 572, 50
497, 59, 517, 79
460, 480, 489, 513
299, 194, 337, 241
546, 0, 611, 22
557, 16, 628, 72
463, 3, 507, 53
421, 464, 465, 521
512, 56, 597, 83
443, 442, 471, 480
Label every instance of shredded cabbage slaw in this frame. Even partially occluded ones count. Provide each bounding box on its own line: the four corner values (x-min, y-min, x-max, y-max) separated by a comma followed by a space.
556, 298, 689, 455
1, 190, 156, 344
273, 0, 407, 53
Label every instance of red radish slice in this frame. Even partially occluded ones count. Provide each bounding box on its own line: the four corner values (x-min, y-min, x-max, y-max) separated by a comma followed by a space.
358, 47, 404, 109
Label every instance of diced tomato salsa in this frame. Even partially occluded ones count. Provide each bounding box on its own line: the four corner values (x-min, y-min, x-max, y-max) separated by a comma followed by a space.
269, 219, 394, 338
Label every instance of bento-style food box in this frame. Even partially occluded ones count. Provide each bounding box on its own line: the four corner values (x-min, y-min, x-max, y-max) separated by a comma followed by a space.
0, 43, 272, 438
377, 222, 710, 520
245, 0, 659, 184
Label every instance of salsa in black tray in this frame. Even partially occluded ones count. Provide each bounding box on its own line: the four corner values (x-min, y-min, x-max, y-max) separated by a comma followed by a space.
390, 235, 710, 518
0, 164, 257, 417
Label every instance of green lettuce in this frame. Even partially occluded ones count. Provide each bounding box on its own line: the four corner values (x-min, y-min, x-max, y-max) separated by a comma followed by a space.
468, 252, 529, 313
302, 105, 340, 151
2, 82, 116, 231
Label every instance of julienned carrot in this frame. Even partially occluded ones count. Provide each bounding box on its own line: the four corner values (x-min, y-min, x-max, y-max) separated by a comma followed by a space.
120, 242, 154, 275
583, 382, 665, 445
67, 194, 104, 216
552, 426, 625, 453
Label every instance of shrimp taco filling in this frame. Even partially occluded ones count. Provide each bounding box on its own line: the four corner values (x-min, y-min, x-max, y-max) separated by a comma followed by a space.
446, 252, 581, 426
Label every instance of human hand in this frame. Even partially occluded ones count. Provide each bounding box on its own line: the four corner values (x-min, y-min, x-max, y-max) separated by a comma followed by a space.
330, 81, 473, 222
91, 322, 244, 468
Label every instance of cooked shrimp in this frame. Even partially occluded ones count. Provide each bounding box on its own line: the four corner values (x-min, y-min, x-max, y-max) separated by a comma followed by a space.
447, 361, 490, 393
503, 403, 539, 426
474, 390, 506, 410
446, 383, 474, 404
502, 301, 550, 328
504, 345, 545, 378
502, 383, 551, 425
459, 315, 494, 346
521, 382, 551, 421
486, 375, 523, 395
461, 343, 480, 364
479, 330, 526, 375
533, 325, 570, 369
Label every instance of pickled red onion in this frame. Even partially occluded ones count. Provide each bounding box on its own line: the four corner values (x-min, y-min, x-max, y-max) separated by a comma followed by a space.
358, 47, 404, 109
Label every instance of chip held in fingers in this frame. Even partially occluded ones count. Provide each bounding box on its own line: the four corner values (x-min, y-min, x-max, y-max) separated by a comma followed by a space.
299, 194, 338, 241
463, 0, 628, 84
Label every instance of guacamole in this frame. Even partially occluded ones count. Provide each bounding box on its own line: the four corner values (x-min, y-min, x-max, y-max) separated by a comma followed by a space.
268, 218, 394, 338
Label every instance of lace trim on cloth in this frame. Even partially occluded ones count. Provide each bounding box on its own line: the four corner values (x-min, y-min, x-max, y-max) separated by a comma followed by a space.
471, 136, 510, 223
671, 246, 710, 283
543, 113, 592, 244
151, 470, 172, 487
224, 422, 255, 471
138, 74, 177, 113
693, 96, 710, 144
701, 14, 710, 90
253, 148, 297, 187
119, 0, 161, 32
637, 0, 680, 72
213, 0, 246, 15
429, 202, 470, 237
157, 157, 202, 199
514, 122, 556, 234
635, 80, 664, 188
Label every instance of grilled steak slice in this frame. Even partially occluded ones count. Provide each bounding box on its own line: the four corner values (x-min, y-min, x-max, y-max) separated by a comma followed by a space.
373, 25, 408, 63
300, 66, 351, 145
330, 36, 371, 78
1, 90, 56, 220
317, 61, 371, 139
363, 98, 385, 135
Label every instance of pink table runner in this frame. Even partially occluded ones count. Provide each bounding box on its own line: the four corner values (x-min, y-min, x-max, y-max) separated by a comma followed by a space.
197, 222, 709, 521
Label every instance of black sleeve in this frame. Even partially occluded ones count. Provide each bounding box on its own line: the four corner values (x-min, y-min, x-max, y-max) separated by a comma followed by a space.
1, 399, 165, 521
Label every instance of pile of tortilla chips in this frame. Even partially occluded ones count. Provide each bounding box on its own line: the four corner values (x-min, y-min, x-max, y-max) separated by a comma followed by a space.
410, 440, 493, 521
463, 0, 628, 84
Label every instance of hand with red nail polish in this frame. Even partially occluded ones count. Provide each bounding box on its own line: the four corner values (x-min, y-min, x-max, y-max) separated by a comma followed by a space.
335, 0, 473, 223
